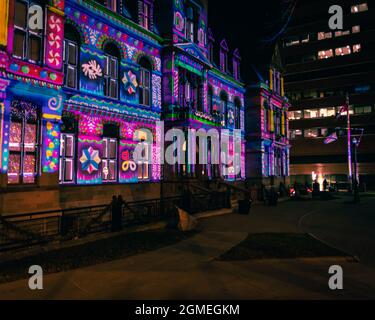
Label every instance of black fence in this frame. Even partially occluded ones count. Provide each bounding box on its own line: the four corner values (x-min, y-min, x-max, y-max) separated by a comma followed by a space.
0, 191, 227, 252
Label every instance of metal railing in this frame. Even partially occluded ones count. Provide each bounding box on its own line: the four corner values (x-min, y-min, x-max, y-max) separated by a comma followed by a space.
0, 193, 221, 252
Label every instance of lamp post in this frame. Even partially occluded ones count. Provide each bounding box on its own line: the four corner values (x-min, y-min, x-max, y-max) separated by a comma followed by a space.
346, 94, 353, 192
352, 137, 360, 204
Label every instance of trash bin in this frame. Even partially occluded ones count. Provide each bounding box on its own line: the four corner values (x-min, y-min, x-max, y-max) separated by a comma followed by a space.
238, 199, 252, 214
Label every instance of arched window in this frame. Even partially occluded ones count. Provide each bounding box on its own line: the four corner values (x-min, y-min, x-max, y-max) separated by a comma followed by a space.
13, 0, 44, 63
220, 92, 228, 125
207, 86, 213, 114
220, 39, 229, 73
8, 101, 40, 184
63, 24, 80, 89
103, 42, 121, 99
233, 49, 241, 81
234, 97, 241, 129
139, 57, 152, 106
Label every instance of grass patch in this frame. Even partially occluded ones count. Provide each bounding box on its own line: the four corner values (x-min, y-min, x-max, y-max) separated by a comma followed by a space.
218, 233, 347, 261
0, 229, 196, 284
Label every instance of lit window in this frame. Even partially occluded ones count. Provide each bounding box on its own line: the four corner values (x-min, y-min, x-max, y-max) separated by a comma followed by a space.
301, 34, 309, 43
335, 46, 351, 56
304, 109, 319, 119
59, 133, 75, 183
352, 25, 361, 33
103, 43, 120, 99
353, 44, 361, 53
318, 32, 332, 40
290, 129, 302, 139
304, 128, 319, 138
8, 101, 39, 184
93, 0, 117, 12
63, 28, 79, 89
219, 39, 229, 73
351, 3, 368, 13
13, 0, 43, 63
137, 131, 150, 181
139, 58, 152, 106
335, 30, 350, 37
288, 110, 302, 120
139, 1, 152, 30
102, 138, 117, 182
318, 49, 334, 59
186, 6, 195, 42
285, 36, 300, 46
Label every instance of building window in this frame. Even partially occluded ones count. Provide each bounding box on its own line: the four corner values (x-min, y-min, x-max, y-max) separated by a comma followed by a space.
13, 0, 43, 63
136, 130, 150, 181
63, 26, 80, 89
220, 40, 229, 73
93, 0, 117, 12
234, 98, 241, 129
352, 25, 361, 33
139, 57, 152, 106
351, 3, 368, 13
304, 128, 319, 138
288, 110, 302, 120
284, 36, 300, 47
103, 43, 120, 99
139, 1, 152, 30
318, 31, 332, 40
318, 49, 334, 59
102, 138, 117, 182
220, 92, 228, 126
335, 45, 351, 56
355, 106, 372, 114
8, 101, 39, 184
353, 44, 362, 53
59, 133, 75, 183
185, 5, 196, 42
290, 129, 302, 139
232, 49, 241, 81
207, 86, 213, 114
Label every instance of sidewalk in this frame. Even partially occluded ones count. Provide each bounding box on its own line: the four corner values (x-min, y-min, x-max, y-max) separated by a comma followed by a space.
1, 198, 375, 299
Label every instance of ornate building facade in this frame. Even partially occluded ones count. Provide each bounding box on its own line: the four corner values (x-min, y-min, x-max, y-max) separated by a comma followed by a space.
246, 67, 290, 187
0, 0, 245, 215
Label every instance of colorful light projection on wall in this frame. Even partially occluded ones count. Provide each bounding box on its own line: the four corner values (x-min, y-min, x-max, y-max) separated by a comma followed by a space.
77, 136, 103, 185
119, 143, 138, 183
80, 146, 101, 174
42, 120, 60, 173
122, 70, 138, 94
79, 115, 103, 136
46, 12, 64, 69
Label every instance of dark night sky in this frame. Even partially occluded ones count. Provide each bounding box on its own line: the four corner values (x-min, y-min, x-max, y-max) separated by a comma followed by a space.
208, 0, 289, 83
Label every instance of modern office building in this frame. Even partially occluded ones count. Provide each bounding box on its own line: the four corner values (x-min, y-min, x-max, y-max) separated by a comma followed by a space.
279, 0, 375, 189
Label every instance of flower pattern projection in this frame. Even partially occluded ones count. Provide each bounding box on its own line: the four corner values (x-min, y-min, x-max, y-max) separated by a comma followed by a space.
82, 60, 103, 80
80, 147, 101, 174
122, 70, 138, 94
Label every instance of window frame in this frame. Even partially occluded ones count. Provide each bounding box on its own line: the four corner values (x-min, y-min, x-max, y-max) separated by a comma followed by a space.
59, 133, 76, 184
13, 0, 44, 64
8, 103, 40, 185
63, 38, 79, 89
102, 137, 118, 182
103, 53, 119, 99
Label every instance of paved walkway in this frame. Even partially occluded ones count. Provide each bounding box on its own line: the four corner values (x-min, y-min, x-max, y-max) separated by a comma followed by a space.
1, 196, 375, 299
